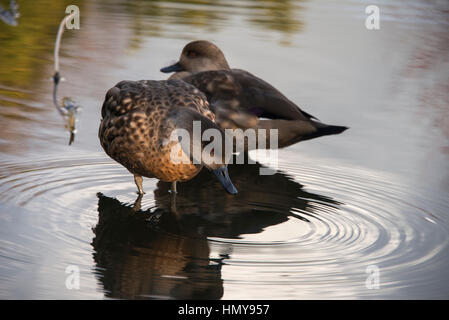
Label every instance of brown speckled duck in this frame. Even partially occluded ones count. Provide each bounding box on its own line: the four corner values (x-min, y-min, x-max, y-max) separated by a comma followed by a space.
161, 40, 348, 149
99, 79, 237, 195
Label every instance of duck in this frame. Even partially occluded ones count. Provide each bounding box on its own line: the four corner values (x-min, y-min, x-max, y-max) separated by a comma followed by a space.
161, 40, 348, 149
99, 79, 238, 195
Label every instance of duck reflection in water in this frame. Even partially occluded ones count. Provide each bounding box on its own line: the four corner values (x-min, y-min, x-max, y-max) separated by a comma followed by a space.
92, 161, 341, 299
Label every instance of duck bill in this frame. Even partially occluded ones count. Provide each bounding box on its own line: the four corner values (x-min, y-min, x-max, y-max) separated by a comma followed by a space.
212, 167, 238, 195
160, 62, 184, 73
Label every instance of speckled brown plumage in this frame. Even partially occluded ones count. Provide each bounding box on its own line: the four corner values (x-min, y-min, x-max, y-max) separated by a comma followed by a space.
99, 79, 216, 192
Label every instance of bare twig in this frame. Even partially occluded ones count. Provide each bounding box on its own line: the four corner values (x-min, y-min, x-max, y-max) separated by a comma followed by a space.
52, 12, 80, 145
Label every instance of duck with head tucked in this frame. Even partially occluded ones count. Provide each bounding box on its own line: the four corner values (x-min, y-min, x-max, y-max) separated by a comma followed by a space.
161, 40, 348, 149
99, 79, 237, 195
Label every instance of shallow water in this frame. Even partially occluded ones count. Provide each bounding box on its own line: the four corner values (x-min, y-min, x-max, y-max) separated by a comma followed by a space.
0, 0, 449, 299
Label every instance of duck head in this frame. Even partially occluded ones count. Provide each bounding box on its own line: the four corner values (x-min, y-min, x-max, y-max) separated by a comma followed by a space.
195, 123, 238, 195
161, 40, 230, 74
170, 108, 237, 195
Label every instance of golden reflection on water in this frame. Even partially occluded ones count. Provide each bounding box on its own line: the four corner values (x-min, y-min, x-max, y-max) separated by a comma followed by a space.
0, 0, 84, 88
94, 0, 303, 49
0, 0, 303, 86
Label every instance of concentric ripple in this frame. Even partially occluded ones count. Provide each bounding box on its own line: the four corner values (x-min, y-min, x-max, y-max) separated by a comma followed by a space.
0, 150, 448, 299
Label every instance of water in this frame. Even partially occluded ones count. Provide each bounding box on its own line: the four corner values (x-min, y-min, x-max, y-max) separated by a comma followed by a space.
0, 0, 448, 299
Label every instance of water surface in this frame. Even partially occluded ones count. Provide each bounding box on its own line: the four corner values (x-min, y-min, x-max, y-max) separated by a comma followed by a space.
0, 0, 448, 299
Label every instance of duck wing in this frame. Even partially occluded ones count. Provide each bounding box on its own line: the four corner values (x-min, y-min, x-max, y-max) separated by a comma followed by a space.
101, 79, 214, 121
183, 69, 318, 121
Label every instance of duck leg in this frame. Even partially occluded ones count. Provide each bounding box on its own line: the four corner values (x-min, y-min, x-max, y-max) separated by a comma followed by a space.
171, 180, 177, 194
134, 174, 145, 195
169, 182, 179, 218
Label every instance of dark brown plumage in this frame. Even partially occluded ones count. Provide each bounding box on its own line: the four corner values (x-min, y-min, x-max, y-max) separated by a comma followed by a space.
161, 40, 348, 148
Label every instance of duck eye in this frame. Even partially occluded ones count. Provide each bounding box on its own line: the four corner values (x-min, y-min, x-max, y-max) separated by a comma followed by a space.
187, 51, 196, 57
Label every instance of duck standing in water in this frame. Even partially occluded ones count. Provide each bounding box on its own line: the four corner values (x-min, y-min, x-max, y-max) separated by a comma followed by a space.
161, 40, 348, 149
99, 79, 237, 195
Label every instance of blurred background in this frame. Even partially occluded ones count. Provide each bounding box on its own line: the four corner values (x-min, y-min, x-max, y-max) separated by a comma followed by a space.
0, 0, 448, 299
